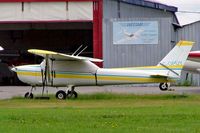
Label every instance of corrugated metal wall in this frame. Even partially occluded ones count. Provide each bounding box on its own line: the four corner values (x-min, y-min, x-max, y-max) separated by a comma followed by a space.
177, 22, 200, 50
176, 21, 200, 85
103, 0, 177, 68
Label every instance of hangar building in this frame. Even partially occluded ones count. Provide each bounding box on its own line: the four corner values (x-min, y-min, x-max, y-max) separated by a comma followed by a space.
0, 0, 101, 62
0, 0, 178, 84
0, 0, 102, 84
177, 21, 200, 85
103, 0, 178, 68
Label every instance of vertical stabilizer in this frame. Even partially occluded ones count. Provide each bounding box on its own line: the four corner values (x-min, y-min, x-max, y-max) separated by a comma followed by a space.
157, 40, 194, 77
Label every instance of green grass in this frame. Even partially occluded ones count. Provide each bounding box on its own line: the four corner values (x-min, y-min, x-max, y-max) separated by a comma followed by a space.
0, 93, 200, 133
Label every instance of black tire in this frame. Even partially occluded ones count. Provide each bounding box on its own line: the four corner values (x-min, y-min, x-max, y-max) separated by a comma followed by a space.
56, 90, 67, 100
159, 83, 168, 91
24, 92, 34, 99
67, 90, 78, 99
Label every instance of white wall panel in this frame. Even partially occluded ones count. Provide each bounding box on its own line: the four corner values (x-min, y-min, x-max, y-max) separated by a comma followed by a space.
68, 2, 93, 20
0, 3, 21, 21
0, 2, 93, 21
23, 2, 67, 21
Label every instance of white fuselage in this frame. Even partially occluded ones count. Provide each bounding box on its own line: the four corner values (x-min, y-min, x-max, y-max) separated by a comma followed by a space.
13, 60, 176, 87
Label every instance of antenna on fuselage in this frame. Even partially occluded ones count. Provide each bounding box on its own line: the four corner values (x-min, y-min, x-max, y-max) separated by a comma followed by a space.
76, 46, 88, 56
72, 45, 83, 56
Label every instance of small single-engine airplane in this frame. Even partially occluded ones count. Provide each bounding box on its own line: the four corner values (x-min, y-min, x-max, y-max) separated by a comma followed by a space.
11, 40, 194, 100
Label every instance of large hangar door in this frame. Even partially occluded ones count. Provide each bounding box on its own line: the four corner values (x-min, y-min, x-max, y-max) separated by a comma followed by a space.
0, 22, 93, 84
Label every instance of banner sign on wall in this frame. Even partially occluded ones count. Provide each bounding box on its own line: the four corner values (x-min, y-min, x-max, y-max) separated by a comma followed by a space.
113, 21, 158, 44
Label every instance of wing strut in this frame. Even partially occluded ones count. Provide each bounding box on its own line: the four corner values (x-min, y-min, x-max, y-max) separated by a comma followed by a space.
42, 55, 49, 96
38, 55, 51, 99
50, 59, 55, 86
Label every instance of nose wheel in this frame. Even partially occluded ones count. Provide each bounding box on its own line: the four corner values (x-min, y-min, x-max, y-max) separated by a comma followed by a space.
24, 86, 35, 99
24, 92, 34, 99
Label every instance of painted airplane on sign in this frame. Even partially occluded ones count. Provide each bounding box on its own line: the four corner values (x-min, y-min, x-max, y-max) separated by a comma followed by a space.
11, 40, 194, 100
115, 28, 144, 44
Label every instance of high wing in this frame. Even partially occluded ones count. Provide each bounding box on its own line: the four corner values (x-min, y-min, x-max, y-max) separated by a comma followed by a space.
28, 49, 103, 62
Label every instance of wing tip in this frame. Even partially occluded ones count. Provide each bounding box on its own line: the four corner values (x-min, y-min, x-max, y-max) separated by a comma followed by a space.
28, 49, 58, 55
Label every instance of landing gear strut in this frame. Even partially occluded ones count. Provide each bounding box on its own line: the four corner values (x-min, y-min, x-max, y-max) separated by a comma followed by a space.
24, 86, 34, 99
159, 83, 169, 91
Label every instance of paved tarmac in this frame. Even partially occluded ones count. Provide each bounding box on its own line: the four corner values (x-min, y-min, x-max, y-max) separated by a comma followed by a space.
0, 85, 200, 99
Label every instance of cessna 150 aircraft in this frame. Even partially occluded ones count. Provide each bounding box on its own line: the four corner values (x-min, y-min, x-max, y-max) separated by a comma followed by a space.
11, 40, 194, 100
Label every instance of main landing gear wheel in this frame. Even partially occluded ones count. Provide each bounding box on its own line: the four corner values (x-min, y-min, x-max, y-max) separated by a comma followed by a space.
66, 90, 78, 99
24, 92, 34, 99
56, 90, 67, 100
159, 83, 168, 91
